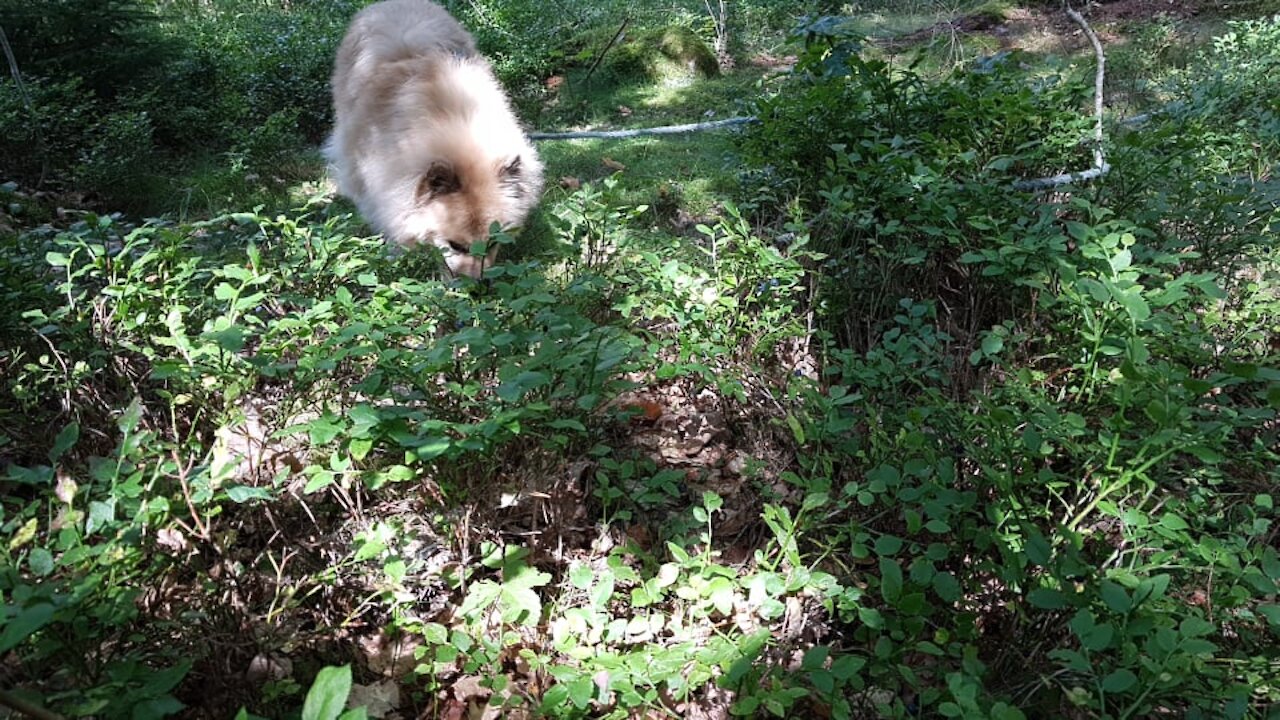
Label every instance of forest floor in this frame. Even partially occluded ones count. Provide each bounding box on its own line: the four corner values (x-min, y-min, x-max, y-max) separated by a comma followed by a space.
2, 1, 1277, 718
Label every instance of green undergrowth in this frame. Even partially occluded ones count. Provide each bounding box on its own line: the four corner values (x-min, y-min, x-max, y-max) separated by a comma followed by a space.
3, 4, 1280, 720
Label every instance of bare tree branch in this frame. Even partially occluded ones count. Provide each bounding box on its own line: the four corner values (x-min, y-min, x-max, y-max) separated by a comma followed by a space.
582, 17, 629, 84
0, 24, 47, 185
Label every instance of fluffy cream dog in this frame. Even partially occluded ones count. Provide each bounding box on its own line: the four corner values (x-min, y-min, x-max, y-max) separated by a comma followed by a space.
325, 0, 544, 278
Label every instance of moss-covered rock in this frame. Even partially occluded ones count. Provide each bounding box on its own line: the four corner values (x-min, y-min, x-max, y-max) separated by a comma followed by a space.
652, 26, 720, 79
572, 24, 720, 83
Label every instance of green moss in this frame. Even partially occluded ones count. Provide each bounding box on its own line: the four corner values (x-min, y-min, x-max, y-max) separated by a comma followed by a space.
575, 24, 720, 84
655, 26, 720, 79
970, 0, 1012, 26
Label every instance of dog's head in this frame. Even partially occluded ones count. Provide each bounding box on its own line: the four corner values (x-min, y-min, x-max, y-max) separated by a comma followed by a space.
407, 139, 543, 279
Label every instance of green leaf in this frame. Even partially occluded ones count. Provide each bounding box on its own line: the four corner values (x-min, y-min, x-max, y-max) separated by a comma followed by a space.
981, 333, 1004, 356
1179, 616, 1215, 638
500, 586, 543, 625
932, 572, 961, 602
407, 436, 451, 462
304, 470, 336, 494
1116, 289, 1151, 323
0, 603, 55, 652
383, 559, 407, 584
566, 677, 595, 709
204, 325, 246, 353
540, 685, 570, 713
496, 371, 551, 403
874, 535, 903, 556
991, 702, 1027, 720
1181, 638, 1217, 656
1028, 588, 1068, 609
708, 576, 736, 616
569, 562, 593, 590
49, 422, 80, 463
785, 414, 806, 445
87, 498, 117, 535
703, 491, 724, 513
355, 536, 387, 563
590, 570, 615, 610
1262, 548, 1280, 581
1101, 668, 1137, 694
810, 669, 835, 695
131, 696, 186, 720
28, 548, 54, 577
119, 396, 144, 434
1257, 604, 1280, 628
1080, 622, 1114, 652
349, 438, 374, 462
141, 659, 192, 695
1100, 580, 1131, 614
302, 665, 352, 720
503, 561, 551, 591
801, 645, 830, 671
1109, 248, 1132, 272
226, 485, 273, 503
1024, 528, 1052, 567
458, 581, 501, 621
830, 654, 865, 681
879, 557, 903, 604
423, 623, 448, 644
306, 414, 345, 446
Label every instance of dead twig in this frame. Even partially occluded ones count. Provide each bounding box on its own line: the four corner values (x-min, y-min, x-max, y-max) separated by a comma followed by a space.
582, 17, 629, 85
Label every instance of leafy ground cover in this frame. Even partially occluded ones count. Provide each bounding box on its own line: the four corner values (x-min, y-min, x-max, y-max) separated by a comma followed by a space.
1, 1, 1279, 719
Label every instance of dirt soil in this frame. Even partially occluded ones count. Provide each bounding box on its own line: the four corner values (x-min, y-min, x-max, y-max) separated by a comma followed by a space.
885, 0, 1210, 54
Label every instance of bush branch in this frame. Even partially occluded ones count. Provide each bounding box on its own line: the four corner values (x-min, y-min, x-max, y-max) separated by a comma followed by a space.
1013, 4, 1109, 191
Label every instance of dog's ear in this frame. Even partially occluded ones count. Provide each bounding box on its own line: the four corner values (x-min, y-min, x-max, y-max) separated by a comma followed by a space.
417, 162, 460, 202
499, 156, 526, 197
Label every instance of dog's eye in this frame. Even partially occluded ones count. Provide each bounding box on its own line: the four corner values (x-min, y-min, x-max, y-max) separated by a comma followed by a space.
447, 240, 468, 254
418, 162, 461, 200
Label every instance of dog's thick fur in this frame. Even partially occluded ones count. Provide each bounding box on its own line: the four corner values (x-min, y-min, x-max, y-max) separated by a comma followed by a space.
325, 0, 544, 278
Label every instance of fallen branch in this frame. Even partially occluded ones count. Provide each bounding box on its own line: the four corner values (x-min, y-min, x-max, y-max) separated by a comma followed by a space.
1013, 4, 1109, 191
528, 116, 757, 141
0, 689, 65, 720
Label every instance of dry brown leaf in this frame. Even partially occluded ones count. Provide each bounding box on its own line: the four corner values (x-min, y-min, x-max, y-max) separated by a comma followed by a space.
452, 675, 491, 703
245, 654, 293, 684
155, 527, 188, 554
55, 472, 78, 504
348, 680, 401, 718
